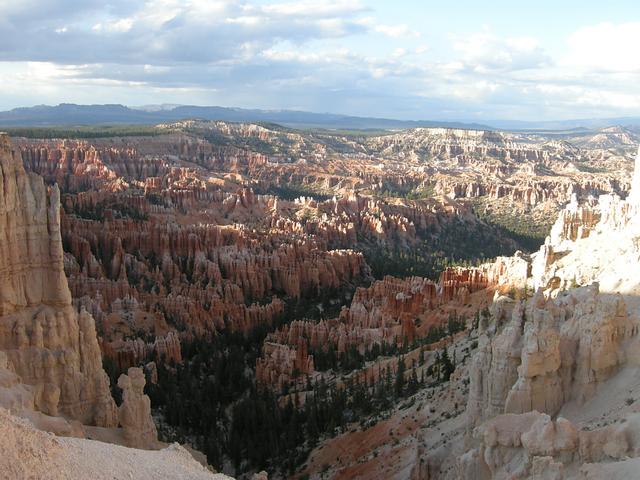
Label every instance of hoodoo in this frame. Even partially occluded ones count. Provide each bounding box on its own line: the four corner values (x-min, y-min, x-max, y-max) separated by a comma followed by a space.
0, 134, 229, 479
0, 118, 638, 479
0, 132, 117, 429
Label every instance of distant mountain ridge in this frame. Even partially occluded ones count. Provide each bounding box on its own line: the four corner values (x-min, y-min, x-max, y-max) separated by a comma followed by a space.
0, 103, 491, 131
1, 103, 639, 132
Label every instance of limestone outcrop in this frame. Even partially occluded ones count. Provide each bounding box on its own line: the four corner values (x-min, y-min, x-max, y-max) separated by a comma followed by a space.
0, 133, 117, 428
0, 134, 162, 454
467, 284, 635, 429
118, 367, 159, 449
457, 411, 640, 479
0, 135, 71, 314
450, 146, 640, 479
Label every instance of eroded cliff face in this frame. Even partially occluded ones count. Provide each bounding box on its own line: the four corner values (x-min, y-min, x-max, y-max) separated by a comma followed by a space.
0, 135, 71, 314
0, 134, 159, 452
457, 411, 640, 480
467, 285, 634, 428
6, 124, 636, 478
448, 147, 640, 479
364, 127, 630, 206
0, 133, 117, 429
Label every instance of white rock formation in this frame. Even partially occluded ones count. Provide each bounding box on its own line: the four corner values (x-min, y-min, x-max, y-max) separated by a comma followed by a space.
448, 144, 640, 479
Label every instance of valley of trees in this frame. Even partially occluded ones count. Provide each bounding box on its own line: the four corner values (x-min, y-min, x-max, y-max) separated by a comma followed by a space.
140, 303, 470, 477
470, 199, 552, 252
253, 182, 333, 202
364, 216, 521, 281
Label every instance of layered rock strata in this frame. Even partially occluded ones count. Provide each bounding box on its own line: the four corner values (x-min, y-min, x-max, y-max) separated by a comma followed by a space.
452, 146, 640, 479
0, 133, 117, 427
118, 367, 159, 449
0, 134, 162, 456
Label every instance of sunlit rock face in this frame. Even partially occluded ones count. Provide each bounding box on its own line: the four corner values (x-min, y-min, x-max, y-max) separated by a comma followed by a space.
456, 411, 640, 479
0, 134, 71, 314
364, 126, 630, 207
451, 145, 640, 479
117, 367, 159, 449
0, 133, 117, 428
627, 146, 640, 205
467, 284, 634, 427
527, 146, 640, 294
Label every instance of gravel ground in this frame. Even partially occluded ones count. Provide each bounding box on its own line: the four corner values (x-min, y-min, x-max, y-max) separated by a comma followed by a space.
0, 408, 233, 480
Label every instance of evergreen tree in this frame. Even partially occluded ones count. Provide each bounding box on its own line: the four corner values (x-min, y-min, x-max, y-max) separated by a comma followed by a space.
407, 366, 419, 395
440, 346, 455, 381
395, 355, 406, 397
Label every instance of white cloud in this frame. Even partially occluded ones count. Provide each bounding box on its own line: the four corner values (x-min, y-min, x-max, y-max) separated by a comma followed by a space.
0, 0, 372, 65
357, 16, 420, 38
225, 16, 261, 26
0, 4, 639, 121
374, 23, 419, 38
262, 0, 366, 17
107, 17, 134, 32
533, 83, 640, 110
453, 31, 549, 71
563, 22, 640, 72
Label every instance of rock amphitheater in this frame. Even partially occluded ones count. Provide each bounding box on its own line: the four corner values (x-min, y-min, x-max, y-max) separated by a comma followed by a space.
2, 123, 640, 479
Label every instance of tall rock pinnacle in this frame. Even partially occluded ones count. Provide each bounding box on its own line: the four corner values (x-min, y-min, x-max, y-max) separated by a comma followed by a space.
0, 134, 117, 427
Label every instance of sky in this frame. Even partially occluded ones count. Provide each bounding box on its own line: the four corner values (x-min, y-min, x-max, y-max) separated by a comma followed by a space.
0, 0, 639, 121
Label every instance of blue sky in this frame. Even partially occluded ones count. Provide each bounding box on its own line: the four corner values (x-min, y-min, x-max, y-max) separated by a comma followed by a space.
0, 0, 638, 121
